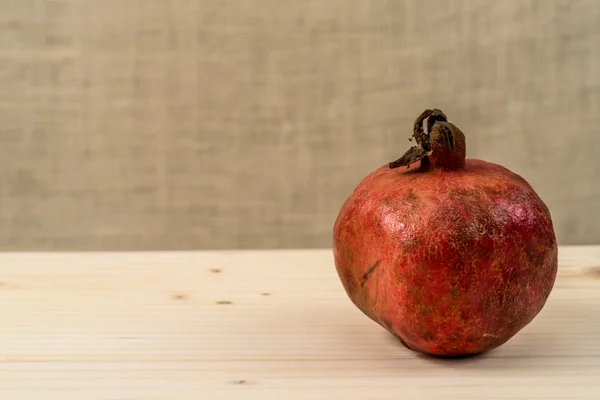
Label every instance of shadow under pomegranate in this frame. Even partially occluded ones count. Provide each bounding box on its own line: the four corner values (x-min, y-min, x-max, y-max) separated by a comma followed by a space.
383, 330, 491, 361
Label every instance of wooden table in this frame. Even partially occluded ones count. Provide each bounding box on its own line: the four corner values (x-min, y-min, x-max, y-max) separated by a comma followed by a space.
0, 246, 599, 399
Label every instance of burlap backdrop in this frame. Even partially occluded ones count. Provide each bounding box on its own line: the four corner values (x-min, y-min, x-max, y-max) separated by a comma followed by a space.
1, 1, 598, 250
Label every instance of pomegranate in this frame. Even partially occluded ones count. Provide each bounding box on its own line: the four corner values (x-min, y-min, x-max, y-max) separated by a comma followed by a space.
333, 109, 558, 357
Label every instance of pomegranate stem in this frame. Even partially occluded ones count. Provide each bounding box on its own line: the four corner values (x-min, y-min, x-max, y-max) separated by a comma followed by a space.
389, 109, 466, 171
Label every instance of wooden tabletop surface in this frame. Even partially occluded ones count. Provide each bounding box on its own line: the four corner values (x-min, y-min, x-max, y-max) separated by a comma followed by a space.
0, 246, 599, 399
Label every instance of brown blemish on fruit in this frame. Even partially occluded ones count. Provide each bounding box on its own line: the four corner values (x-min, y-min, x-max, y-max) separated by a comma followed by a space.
422, 305, 432, 316
210, 268, 222, 273
450, 285, 460, 300
216, 300, 233, 305
172, 293, 189, 300
360, 260, 382, 288
406, 189, 418, 203
423, 331, 433, 341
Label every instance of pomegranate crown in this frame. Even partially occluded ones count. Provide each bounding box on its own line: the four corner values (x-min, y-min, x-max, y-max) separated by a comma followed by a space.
389, 108, 466, 171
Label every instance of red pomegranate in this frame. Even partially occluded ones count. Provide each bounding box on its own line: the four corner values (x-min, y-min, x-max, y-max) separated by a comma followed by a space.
333, 109, 558, 357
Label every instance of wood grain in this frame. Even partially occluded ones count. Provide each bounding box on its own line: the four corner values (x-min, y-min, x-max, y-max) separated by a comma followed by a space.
0, 246, 599, 399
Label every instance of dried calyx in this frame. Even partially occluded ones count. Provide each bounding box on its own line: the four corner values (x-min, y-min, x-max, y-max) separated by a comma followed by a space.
389, 109, 466, 171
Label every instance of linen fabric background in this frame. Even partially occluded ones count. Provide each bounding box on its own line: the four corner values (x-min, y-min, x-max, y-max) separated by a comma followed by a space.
1, 0, 599, 250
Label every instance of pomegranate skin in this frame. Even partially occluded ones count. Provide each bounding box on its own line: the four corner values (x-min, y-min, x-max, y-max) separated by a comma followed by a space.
333, 158, 558, 357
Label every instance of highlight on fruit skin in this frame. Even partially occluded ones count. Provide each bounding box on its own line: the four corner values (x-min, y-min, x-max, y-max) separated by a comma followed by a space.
332, 108, 558, 357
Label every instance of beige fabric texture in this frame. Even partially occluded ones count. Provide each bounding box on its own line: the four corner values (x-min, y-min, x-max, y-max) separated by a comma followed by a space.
1, 0, 599, 250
